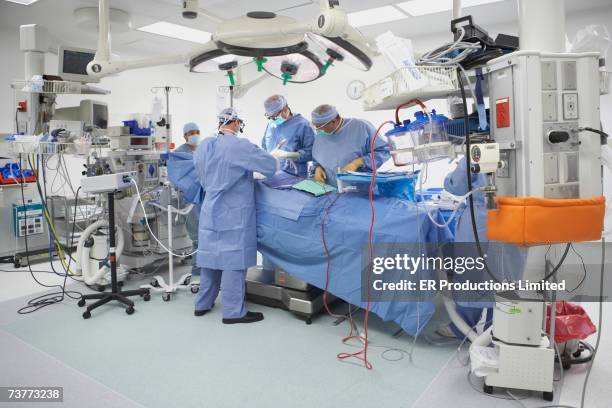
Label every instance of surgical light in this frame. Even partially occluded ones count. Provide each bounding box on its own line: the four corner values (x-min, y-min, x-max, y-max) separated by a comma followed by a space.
262, 52, 324, 84
190, 53, 251, 74
89, 0, 376, 85
307, 33, 373, 71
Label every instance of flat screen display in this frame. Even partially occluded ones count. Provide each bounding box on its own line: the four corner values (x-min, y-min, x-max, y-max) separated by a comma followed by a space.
62, 50, 95, 75
92, 104, 108, 129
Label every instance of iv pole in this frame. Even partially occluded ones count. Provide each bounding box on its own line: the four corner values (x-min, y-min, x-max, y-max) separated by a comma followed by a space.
140, 86, 196, 301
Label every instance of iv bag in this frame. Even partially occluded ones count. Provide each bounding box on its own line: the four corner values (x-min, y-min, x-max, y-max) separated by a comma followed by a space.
570, 25, 611, 59
151, 96, 164, 123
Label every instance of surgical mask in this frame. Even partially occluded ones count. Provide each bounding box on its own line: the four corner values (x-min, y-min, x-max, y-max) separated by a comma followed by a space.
187, 135, 200, 146
316, 118, 342, 137
272, 117, 286, 126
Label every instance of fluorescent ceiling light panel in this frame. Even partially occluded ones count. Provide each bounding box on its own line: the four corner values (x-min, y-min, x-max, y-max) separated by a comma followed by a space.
397, 0, 504, 16
5, 0, 40, 5
137, 21, 211, 44
347, 6, 407, 28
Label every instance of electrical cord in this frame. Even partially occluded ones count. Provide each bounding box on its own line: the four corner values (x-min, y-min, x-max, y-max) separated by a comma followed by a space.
29, 155, 79, 272
418, 27, 482, 66
540, 243, 572, 282
336, 120, 395, 369
129, 178, 197, 258
41, 154, 73, 280
457, 67, 503, 284
319, 194, 368, 359
16, 154, 82, 315
1, 268, 59, 274
577, 126, 608, 144
563, 244, 587, 294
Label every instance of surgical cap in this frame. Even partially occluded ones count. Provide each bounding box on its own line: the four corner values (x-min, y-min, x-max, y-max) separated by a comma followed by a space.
183, 122, 199, 135
264, 95, 287, 117
218, 107, 242, 124
311, 104, 339, 126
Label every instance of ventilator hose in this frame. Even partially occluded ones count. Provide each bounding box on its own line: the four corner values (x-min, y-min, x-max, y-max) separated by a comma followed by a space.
77, 220, 125, 286
76, 220, 107, 274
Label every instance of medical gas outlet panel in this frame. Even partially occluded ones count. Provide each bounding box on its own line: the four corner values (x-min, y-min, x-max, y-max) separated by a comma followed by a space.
487, 51, 602, 199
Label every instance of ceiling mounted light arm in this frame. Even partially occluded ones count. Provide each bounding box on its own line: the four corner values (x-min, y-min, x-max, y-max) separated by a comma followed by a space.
87, 0, 217, 78
88, 0, 375, 80
213, 0, 349, 43
88, 53, 191, 77
95, 0, 111, 61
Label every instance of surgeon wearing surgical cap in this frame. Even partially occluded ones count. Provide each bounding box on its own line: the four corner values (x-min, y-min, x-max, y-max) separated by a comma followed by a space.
175, 122, 203, 277
178, 122, 201, 152
261, 95, 314, 177
193, 107, 278, 324
436, 157, 527, 339
310, 104, 390, 187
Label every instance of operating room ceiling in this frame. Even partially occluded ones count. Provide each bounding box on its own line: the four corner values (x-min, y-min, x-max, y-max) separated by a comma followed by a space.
1, 0, 611, 58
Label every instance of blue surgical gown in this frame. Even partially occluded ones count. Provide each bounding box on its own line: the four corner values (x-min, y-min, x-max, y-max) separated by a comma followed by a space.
261, 113, 314, 177
312, 118, 390, 187
194, 133, 277, 270
174, 143, 201, 244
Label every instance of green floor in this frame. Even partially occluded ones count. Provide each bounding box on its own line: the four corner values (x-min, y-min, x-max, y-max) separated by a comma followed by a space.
3, 282, 456, 408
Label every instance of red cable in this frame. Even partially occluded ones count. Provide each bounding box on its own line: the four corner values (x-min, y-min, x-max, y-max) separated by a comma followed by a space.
321, 195, 355, 333
322, 117, 412, 370
395, 99, 428, 125
333, 121, 389, 369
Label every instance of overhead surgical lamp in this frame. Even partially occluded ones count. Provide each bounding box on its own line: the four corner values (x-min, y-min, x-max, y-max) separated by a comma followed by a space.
86, 0, 376, 84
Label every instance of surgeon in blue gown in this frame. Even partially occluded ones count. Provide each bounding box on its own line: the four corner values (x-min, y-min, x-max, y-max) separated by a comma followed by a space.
175, 122, 202, 276
310, 104, 390, 187
261, 95, 314, 177
440, 157, 527, 339
193, 108, 278, 324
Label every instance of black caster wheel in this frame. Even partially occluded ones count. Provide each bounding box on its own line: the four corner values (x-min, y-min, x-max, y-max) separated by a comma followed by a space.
483, 384, 493, 395
143, 293, 151, 301
184, 276, 191, 285
82, 310, 91, 319
150, 279, 160, 288
573, 350, 583, 358
14, 260, 21, 268
543, 391, 554, 401
95, 284, 105, 292
562, 360, 572, 370
305, 318, 313, 325
77, 298, 86, 307
162, 293, 171, 302
190, 285, 199, 294
126, 306, 135, 315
